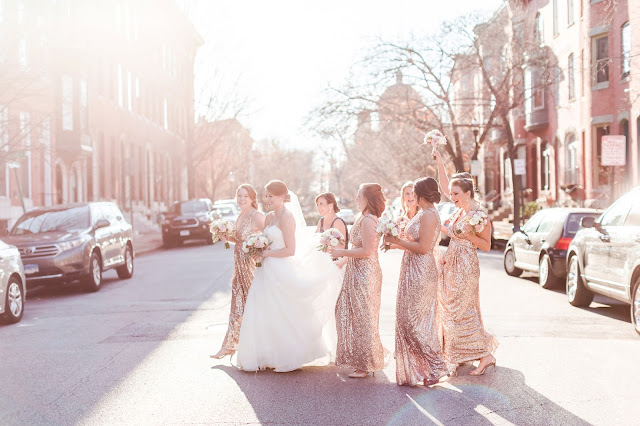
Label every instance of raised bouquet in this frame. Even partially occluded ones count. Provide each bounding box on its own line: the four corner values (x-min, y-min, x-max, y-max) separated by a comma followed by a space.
210, 219, 235, 249
242, 232, 270, 267
317, 228, 345, 261
376, 217, 400, 251
454, 210, 489, 236
423, 129, 447, 149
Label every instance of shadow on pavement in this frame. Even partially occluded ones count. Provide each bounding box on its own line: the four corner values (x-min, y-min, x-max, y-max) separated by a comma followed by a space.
211, 363, 589, 425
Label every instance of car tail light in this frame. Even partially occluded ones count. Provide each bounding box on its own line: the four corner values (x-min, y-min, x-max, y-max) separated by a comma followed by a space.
555, 236, 572, 250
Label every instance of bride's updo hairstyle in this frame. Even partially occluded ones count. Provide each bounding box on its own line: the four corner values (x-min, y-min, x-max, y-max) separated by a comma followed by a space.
265, 180, 291, 202
360, 183, 386, 218
450, 172, 478, 201
413, 177, 441, 204
237, 184, 259, 209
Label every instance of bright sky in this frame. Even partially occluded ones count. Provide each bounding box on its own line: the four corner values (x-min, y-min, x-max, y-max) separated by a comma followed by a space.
186, 0, 504, 149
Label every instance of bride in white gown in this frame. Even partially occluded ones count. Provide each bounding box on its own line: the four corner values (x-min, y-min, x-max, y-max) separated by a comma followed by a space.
235, 180, 343, 372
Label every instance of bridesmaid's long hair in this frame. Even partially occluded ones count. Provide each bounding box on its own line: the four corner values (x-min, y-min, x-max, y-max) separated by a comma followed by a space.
315, 192, 340, 213
413, 177, 441, 204
237, 184, 259, 209
265, 180, 291, 202
360, 183, 386, 218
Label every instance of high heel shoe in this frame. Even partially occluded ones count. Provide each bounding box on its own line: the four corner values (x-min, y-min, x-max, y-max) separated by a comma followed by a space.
348, 370, 375, 378
210, 349, 235, 360
469, 357, 496, 376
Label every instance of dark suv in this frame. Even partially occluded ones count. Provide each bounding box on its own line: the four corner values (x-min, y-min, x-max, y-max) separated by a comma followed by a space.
161, 199, 215, 247
2, 202, 134, 292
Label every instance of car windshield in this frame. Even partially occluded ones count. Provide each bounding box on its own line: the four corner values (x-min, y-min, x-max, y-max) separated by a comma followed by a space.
173, 201, 208, 215
10, 206, 90, 235
565, 213, 600, 236
216, 207, 235, 216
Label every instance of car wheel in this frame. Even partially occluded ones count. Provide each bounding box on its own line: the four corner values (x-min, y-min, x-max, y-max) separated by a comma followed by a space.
566, 255, 593, 307
539, 254, 561, 289
84, 252, 103, 292
2, 276, 24, 324
504, 247, 522, 277
116, 244, 134, 279
631, 276, 640, 336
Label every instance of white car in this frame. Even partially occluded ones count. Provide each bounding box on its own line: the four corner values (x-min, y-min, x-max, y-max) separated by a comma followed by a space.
0, 239, 26, 324
437, 202, 456, 245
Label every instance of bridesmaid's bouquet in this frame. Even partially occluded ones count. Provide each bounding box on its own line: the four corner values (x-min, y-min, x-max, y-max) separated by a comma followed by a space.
210, 219, 235, 249
455, 210, 489, 236
317, 228, 345, 261
242, 232, 270, 267
423, 129, 447, 148
396, 215, 410, 231
376, 217, 400, 251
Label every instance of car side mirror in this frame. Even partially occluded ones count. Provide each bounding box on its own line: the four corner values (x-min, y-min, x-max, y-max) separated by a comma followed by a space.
580, 217, 595, 228
95, 219, 110, 229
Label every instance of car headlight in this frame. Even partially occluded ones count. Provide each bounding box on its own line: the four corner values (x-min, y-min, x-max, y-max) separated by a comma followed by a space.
57, 237, 88, 252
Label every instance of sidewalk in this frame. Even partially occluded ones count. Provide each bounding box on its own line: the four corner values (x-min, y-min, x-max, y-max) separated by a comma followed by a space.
132, 231, 164, 256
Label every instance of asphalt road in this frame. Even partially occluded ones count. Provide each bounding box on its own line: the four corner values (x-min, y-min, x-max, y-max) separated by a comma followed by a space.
1, 241, 638, 425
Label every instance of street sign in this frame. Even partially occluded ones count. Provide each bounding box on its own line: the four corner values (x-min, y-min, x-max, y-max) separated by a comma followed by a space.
470, 160, 482, 176
601, 135, 626, 166
514, 158, 526, 176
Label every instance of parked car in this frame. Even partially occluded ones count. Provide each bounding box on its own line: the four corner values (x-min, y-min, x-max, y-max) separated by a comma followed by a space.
437, 202, 456, 245
503, 208, 601, 288
212, 203, 240, 223
0, 240, 26, 324
3, 202, 134, 292
337, 208, 356, 225
162, 199, 216, 247
565, 187, 640, 335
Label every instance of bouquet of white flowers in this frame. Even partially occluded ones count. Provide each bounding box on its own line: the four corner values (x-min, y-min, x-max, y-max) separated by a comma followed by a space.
376, 217, 400, 251
423, 129, 447, 148
396, 215, 410, 231
242, 232, 270, 267
317, 228, 345, 261
454, 210, 489, 236
210, 219, 235, 249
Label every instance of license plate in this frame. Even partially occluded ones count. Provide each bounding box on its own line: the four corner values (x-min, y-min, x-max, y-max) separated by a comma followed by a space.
24, 264, 39, 275
180, 230, 190, 236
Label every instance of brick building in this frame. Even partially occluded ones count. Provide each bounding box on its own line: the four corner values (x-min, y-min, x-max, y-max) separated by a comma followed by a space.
0, 0, 201, 229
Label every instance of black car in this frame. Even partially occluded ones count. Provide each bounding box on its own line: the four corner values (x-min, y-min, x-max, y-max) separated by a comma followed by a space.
566, 187, 640, 335
161, 199, 215, 247
2, 202, 134, 292
503, 208, 601, 288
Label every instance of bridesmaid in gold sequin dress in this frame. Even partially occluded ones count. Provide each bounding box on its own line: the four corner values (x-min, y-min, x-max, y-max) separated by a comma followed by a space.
330, 183, 388, 378
383, 177, 453, 386
211, 184, 264, 360
433, 149, 498, 376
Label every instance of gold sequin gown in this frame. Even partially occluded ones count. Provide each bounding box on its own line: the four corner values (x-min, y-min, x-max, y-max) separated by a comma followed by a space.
395, 208, 452, 386
440, 208, 498, 365
221, 210, 259, 351
335, 214, 387, 372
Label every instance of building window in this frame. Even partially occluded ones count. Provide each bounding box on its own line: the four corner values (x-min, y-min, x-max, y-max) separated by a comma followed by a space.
593, 36, 609, 84
553, 0, 559, 36
567, 0, 574, 26
535, 12, 544, 45
163, 98, 168, 130
565, 134, 579, 184
595, 125, 610, 186
117, 64, 123, 108
621, 22, 630, 78
62, 75, 73, 131
568, 53, 575, 100
533, 71, 544, 110
542, 142, 552, 191
19, 112, 31, 199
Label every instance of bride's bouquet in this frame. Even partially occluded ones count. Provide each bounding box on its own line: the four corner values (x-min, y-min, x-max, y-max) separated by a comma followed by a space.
210, 219, 235, 249
423, 129, 447, 148
242, 232, 270, 267
317, 228, 345, 261
376, 217, 400, 251
455, 210, 489, 236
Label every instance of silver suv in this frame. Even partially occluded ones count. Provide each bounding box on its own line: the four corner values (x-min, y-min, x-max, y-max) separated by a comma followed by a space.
566, 187, 640, 335
3, 202, 134, 292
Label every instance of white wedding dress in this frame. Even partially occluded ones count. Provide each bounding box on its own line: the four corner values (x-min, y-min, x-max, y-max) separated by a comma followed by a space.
235, 223, 343, 372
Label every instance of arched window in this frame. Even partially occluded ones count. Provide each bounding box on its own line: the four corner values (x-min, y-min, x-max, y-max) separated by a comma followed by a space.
542, 142, 552, 191
535, 13, 544, 45
70, 167, 78, 203
565, 134, 579, 184
622, 22, 630, 78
